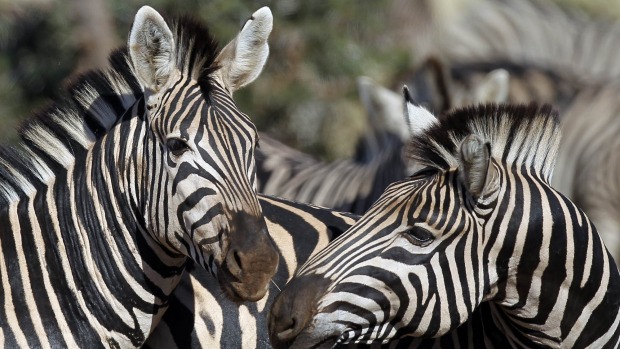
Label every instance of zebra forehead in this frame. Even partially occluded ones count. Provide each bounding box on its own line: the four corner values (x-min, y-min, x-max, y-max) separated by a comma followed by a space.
406, 103, 561, 181
171, 16, 220, 89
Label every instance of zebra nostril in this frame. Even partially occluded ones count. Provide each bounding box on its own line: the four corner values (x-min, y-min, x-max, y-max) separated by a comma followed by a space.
234, 250, 243, 271
276, 316, 299, 341
226, 249, 243, 279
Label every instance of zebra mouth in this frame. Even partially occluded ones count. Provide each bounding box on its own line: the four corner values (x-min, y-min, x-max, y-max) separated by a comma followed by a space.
217, 262, 270, 302
271, 331, 340, 349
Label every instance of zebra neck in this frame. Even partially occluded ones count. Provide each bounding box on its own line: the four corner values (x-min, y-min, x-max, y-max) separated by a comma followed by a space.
60, 119, 186, 346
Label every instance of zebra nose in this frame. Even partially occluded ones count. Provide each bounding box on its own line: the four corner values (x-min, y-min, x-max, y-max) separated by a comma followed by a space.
268, 274, 330, 348
222, 213, 279, 301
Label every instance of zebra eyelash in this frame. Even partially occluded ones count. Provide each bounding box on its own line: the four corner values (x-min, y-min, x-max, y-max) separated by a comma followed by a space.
402, 225, 434, 246
166, 137, 191, 156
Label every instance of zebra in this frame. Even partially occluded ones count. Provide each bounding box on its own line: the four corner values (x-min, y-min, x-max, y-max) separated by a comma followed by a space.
268, 95, 620, 348
0, 6, 279, 348
256, 131, 406, 215
144, 194, 359, 349
417, 0, 620, 265
255, 69, 509, 215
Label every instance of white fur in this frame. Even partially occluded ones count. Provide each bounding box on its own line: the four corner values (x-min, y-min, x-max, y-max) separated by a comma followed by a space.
404, 98, 439, 137
216, 7, 272, 91
475, 69, 509, 103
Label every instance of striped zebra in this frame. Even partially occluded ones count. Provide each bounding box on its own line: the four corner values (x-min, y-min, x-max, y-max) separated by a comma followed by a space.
145, 194, 358, 348
0, 6, 278, 348
256, 132, 406, 215
255, 69, 509, 215
422, 0, 620, 264
269, 96, 620, 348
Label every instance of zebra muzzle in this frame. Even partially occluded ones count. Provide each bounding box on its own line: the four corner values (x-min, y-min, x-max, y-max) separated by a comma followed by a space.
268, 274, 331, 348
219, 212, 279, 302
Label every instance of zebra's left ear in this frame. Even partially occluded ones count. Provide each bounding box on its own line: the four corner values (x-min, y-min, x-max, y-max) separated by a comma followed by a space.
459, 134, 499, 201
128, 6, 176, 94
403, 86, 439, 137
215, 7, 272, 92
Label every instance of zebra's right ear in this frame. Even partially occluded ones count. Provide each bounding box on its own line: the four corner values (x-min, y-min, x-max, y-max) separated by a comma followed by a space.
215, 7, 272, 92
459, 134, 499, 201
128, 6, 176, 94
403, 86, 439, 137
474, 69, 510, 104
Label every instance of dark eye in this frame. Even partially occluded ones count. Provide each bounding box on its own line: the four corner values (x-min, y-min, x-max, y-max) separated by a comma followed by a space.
166, 138, 190, 156
404, 226, 434, 246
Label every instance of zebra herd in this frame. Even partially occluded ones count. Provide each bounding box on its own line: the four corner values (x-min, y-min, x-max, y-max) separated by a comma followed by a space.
1, 2, 619, 349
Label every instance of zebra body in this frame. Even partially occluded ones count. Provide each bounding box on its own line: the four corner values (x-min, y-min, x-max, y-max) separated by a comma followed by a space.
0, 6, 277, 348
256, 133, 406, 215
269, 100, 620, 348
144, 194, 358, 348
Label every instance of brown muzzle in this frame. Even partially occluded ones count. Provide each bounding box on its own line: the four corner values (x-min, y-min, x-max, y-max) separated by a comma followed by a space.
219, 211, 279, 302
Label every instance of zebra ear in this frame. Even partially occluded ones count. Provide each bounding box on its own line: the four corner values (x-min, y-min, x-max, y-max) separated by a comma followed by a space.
216, 7, 272, 92
128, 6, 176, 94
403, 86, 439, 137
357, 76, 409, 140
474, 69, 509, 104
459, 134, 498, 200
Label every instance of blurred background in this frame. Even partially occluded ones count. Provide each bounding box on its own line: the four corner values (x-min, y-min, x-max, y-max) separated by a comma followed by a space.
0, 0, 618, 159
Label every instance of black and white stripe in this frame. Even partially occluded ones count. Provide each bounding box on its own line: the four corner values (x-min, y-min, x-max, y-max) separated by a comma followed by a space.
269, 101, 620, 348
0, 6, 277, 348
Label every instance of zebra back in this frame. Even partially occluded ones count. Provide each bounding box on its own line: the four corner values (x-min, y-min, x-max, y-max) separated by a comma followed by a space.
256, 131, 407, 215
144, 194, 358, 348
436, 0, 620, 86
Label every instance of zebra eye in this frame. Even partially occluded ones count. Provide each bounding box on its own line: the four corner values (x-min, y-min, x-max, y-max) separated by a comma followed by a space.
166, 138, 190, 156
404, 226, 434, 246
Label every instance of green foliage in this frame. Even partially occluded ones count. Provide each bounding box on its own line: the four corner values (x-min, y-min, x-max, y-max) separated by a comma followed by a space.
0, 0, 412, 159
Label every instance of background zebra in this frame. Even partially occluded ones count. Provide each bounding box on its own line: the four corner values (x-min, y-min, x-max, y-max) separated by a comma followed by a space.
269, 98, 620, 348
0, 6, 278, 348
144, 194, 358, 348
255, 68, 509, 215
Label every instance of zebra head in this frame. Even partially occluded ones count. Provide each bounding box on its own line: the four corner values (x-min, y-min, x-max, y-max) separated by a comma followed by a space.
269, 94, 618, 347
128, 6, 278, 302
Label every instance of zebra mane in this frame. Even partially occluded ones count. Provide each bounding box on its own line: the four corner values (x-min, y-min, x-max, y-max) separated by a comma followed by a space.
438, 0, 620, 85
0, 16, 220, 205
407, 103, 561, 182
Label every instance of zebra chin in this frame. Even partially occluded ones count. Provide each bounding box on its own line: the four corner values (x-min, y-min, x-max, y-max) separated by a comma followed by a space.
269, 325, 342, 349
217, 266, 272, 302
